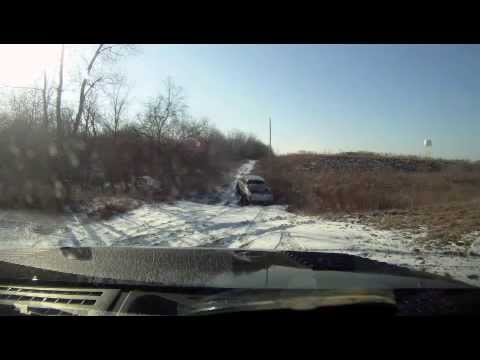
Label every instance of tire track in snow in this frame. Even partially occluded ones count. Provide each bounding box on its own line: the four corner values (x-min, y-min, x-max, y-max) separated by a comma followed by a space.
109, 160, 258, 248
124, 165, 249, 247
274, 231, 288, 250
73, 220, 107, 247
211, 206, 266, 248
61, 214, 86, 247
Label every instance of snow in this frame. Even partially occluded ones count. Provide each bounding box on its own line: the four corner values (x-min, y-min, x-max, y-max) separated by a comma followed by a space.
0, 159, 479, 287
466, 232, 480, 256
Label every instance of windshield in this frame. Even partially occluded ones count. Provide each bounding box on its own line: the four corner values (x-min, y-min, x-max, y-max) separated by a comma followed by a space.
0, 44, 478, 290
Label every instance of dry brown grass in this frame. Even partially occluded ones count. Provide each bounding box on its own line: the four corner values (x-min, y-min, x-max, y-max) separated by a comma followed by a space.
256, 153, 480, 247
358, 201, 480, 248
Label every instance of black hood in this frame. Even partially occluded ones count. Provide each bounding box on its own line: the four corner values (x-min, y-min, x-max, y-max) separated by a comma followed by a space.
0, 247, 472, 290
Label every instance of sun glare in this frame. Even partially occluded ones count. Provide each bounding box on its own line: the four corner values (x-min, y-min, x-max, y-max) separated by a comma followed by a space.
0, 44, 62, 88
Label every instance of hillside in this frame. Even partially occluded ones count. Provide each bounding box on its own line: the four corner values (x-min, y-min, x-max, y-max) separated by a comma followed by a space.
256, 152, 480, 249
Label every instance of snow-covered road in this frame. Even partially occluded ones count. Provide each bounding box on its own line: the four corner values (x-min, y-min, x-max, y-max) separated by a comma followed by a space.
0, 160, 479, 286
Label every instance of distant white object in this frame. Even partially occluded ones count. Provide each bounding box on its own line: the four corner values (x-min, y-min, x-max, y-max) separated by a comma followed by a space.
424, 138, 433, 158
424, 138, 432, 147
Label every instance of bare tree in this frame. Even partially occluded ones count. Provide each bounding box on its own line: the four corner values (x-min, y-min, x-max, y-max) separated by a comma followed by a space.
168, 116, 210, 143
104, 75, 130, 139
42, 72, 49, 128
52, 44, 67, 209
83, 93, 102, 137
138, 78, 187, 141
6, 90, 37, 128
56, 45, 65, 143
72, 44, 136, 135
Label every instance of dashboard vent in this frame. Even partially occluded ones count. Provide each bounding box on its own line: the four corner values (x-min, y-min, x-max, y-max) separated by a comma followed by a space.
0, 285, 119, 314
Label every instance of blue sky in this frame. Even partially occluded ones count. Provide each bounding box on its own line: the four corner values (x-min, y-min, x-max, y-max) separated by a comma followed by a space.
2, 44, 476, 160
119, 44, 480, 160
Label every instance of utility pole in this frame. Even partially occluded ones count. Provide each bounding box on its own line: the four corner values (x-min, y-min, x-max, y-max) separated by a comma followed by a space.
269, 117, 272, 153
269, 117, 272, 174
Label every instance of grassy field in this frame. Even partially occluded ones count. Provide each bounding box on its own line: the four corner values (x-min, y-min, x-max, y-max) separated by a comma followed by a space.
256, 152, 480, 249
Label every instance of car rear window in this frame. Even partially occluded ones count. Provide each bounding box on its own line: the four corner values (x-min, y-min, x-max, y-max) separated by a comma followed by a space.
247, 180, 264, 185
251, 187, 271, 194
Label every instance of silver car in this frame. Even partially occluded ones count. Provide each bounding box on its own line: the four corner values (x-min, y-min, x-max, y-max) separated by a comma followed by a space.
236, 175, 274, 205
